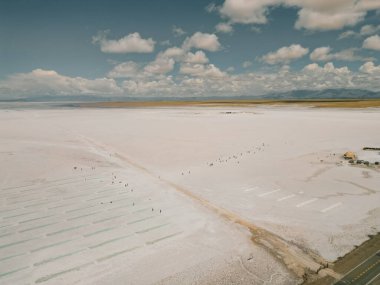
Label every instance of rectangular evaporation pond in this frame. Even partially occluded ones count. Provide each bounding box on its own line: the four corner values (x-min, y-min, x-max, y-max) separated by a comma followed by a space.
35, 262, 93, 284
0, 208, 19, 215
96, 187, 120, 194
48, 203, 72, 210
0, 224, 12, 230
33, 248, 87, 267
0, 266, 29, 279
8, 197, 41, 205
83, 227, 116, 238
3, 211, 36, 220
89, 234, 134, 249
136, 223, 170, 234
0, 237, 39, 249
63, 193, 93, 201
19, 214, 55, 224
31, 239, 73, 253
92, 214, 127, 224
18, 187, 43, 193
85, 177, 103, 181
66, 211, 102, 221
96, 246, 141, 262
146, 231, 182, 245
132, 207, 151, 214
3, 192, 35, 202
65, 204, 98, 214
44, 175, 97, 184
1, 184, 35, 192
0, 253, 26, 262
24, 200, 52, 208
127, 216, 154, 225
86, 194, 114, 202
0, 233, 12, 239
106, 203, 134, 211
46, 224, 86, 236
43, 179, 90, 188
112, 196, 131, 203
19, 222, 59, 233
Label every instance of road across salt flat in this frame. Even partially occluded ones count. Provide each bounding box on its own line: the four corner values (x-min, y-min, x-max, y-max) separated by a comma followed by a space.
335, 251, 380, 285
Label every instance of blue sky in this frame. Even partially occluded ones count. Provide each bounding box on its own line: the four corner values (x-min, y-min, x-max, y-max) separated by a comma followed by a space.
1, 0, 380, 98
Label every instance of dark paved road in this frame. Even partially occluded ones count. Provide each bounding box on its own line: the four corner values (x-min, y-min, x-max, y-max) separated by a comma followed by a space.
335, 251, 380, 285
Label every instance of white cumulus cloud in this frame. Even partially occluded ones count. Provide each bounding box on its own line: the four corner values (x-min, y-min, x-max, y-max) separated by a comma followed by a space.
144, 56, 175, 75
215, 22, 234, 33
242, 61, 253, 68
107, 61, 140, 78
179, 63, 226, 78
161, 47, 186, 60
261, 44, 309, 64
183, 51, 209, 64
92, 31, 155, 53
363, 35, 380, 51
338, 24, 380, 40
219, 0, 278, 25
293, 6, 365, 31
359, 61, 380, 73
182, 32, 221, 52
338, 30, 358, 40
215, 0, 380, 31
0, 69, 122, 98
360, 24, 380, 36
172, 26, 186, 37
303, 62, 350, 74
310, 47, 370, 62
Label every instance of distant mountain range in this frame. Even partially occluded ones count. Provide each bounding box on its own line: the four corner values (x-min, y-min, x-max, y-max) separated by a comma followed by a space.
1, 88, 380, 102
259, 89, 380, 99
